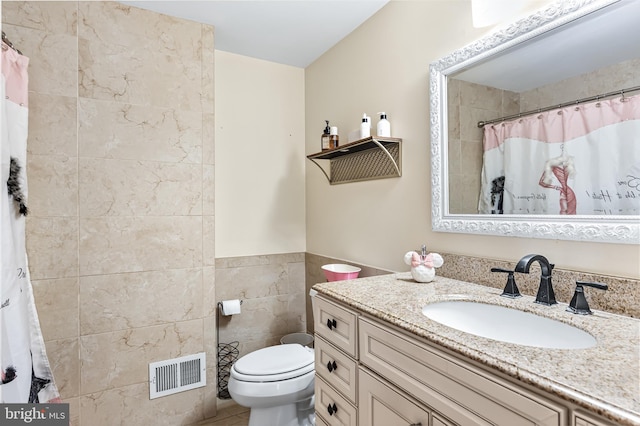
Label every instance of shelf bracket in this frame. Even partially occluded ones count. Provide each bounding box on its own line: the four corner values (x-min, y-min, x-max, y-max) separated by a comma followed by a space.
307, 157, 331, 182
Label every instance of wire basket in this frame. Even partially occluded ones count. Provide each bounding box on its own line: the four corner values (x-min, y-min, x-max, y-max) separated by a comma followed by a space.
216, 341, 239, 399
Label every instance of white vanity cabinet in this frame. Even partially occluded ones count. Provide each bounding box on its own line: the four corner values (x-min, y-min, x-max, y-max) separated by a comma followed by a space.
314, 293, 621, 426
313, 296, 359, 425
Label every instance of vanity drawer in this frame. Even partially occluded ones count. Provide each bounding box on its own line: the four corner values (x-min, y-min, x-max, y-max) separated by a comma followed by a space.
315, 376, 357, 426
314, 296, 358, 358
315, 335, 358, 404
359, 317, 566, 426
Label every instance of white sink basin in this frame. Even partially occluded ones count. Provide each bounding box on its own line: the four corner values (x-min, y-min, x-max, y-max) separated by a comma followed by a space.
422, 301, 596, 349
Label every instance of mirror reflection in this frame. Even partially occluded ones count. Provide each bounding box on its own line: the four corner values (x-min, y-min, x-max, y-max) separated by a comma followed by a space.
445, 1, 640, 216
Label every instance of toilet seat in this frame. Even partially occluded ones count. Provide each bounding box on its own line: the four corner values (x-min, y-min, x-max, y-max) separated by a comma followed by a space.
232, 344, 314, 383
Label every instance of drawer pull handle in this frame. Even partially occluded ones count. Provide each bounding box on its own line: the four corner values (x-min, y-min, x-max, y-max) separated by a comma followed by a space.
327, 360, 337, 372
327, 403, 338, 416
326, 318, 337, 330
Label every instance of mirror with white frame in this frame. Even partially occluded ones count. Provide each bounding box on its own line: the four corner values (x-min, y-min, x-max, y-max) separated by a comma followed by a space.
429, 0, 639, 244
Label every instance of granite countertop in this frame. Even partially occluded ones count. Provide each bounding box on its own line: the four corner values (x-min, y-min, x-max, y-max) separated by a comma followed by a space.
313, 272, 640, 426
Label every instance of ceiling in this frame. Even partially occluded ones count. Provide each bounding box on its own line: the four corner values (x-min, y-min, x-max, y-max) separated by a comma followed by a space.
453, 0, 640, 92
119, 0, 389, 68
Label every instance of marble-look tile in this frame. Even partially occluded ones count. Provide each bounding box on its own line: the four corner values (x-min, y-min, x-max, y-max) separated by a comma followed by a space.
79, 2, 202, 60
502, 89, 520, 116
2, 23, 77, 98
203, 266, 216, 317
459, 105, 490, 142
287, 261, 306, 295
287, 291, 307, 332
80, 269, 203, 334
461, 139, 483, 178
80, 382, 204, 426
1, 1, 77, 35
80, 320, 204, 394
27, 154, 78, 217
78, 37, 202, 111
217, 296, 291, 345
203, 316, 217, 372
460, 80, 502, 111
203, 112, 216, 165
203, 165, 215, 215
25, 217, 78, 280
79, 216, 202, 275
78, 98, 203, 163
203, 216, 216, 267
46, 338, 80, 399
32, 278, 79, 341
201, 25, 215, 115
79, 158, 203, 217
215, 263, 289, 301
203, 367, 218, 419
216, 253, 304, 269
447, 137, 461, 176
64, 397, 79, 426
28, 93, 77, 157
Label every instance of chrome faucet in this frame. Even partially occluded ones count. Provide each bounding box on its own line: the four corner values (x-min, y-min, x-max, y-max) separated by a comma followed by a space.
514, 254, 557, 306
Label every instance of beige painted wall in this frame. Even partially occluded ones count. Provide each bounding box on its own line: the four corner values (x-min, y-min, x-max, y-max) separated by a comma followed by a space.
305, 1, 640, 279
214, 51, 306, 258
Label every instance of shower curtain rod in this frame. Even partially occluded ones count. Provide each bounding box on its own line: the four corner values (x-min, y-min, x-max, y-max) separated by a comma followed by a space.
477, 84, 640, 128
1, 31, 22, 55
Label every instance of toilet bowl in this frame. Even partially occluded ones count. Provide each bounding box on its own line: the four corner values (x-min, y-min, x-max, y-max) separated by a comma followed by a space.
228, 289, 318, 426
228, 344, 315, 426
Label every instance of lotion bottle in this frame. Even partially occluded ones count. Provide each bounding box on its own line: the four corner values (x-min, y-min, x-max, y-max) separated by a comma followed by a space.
360, 114, 371, 139
376, 112, 391, 137
329, 126, 339, 149
321, 120, 331, 151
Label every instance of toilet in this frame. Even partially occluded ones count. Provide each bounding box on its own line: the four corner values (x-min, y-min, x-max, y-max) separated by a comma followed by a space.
228, 289, 318, 426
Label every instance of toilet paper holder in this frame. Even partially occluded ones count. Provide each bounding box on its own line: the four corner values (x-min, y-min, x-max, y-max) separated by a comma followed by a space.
218, 299, 243, 316
216, 299, 242, 399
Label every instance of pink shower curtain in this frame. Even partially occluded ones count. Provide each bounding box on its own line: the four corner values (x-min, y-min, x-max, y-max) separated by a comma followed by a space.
479, 94, 640, 215
1, 41, 60, 403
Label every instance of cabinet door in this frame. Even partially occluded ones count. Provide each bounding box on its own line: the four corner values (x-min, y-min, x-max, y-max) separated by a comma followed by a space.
359, 317, 565, 426
314, 296, 358, 358
359, 368, 432, 426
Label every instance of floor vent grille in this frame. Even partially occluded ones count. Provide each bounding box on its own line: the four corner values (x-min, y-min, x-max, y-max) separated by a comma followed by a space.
149, 352, 206, 399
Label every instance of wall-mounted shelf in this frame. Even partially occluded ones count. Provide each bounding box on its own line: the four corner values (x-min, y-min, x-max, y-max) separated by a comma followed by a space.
307, 136, 402, 184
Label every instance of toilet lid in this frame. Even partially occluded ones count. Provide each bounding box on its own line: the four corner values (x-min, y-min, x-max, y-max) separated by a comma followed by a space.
233, 344, 314, 377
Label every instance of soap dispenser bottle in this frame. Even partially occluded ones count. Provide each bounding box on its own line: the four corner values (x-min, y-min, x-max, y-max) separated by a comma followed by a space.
321, 120, 331, 151
360, 114, 371, 139
376, 112, 391, 137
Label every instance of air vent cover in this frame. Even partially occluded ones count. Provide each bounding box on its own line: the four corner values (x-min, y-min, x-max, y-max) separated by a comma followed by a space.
149, 352, 206, 399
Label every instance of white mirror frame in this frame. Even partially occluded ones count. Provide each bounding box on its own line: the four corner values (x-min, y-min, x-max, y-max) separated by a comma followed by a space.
429, 0, 639, 244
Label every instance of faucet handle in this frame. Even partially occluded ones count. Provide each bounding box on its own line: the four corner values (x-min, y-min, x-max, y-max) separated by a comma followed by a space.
567, 281, 608, 315
491, 267, 521, 298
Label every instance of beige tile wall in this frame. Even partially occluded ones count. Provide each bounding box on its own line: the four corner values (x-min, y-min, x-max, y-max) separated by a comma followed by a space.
2, 2, 216, 425
447, 78, 519, 214
215, 253, 307, 359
